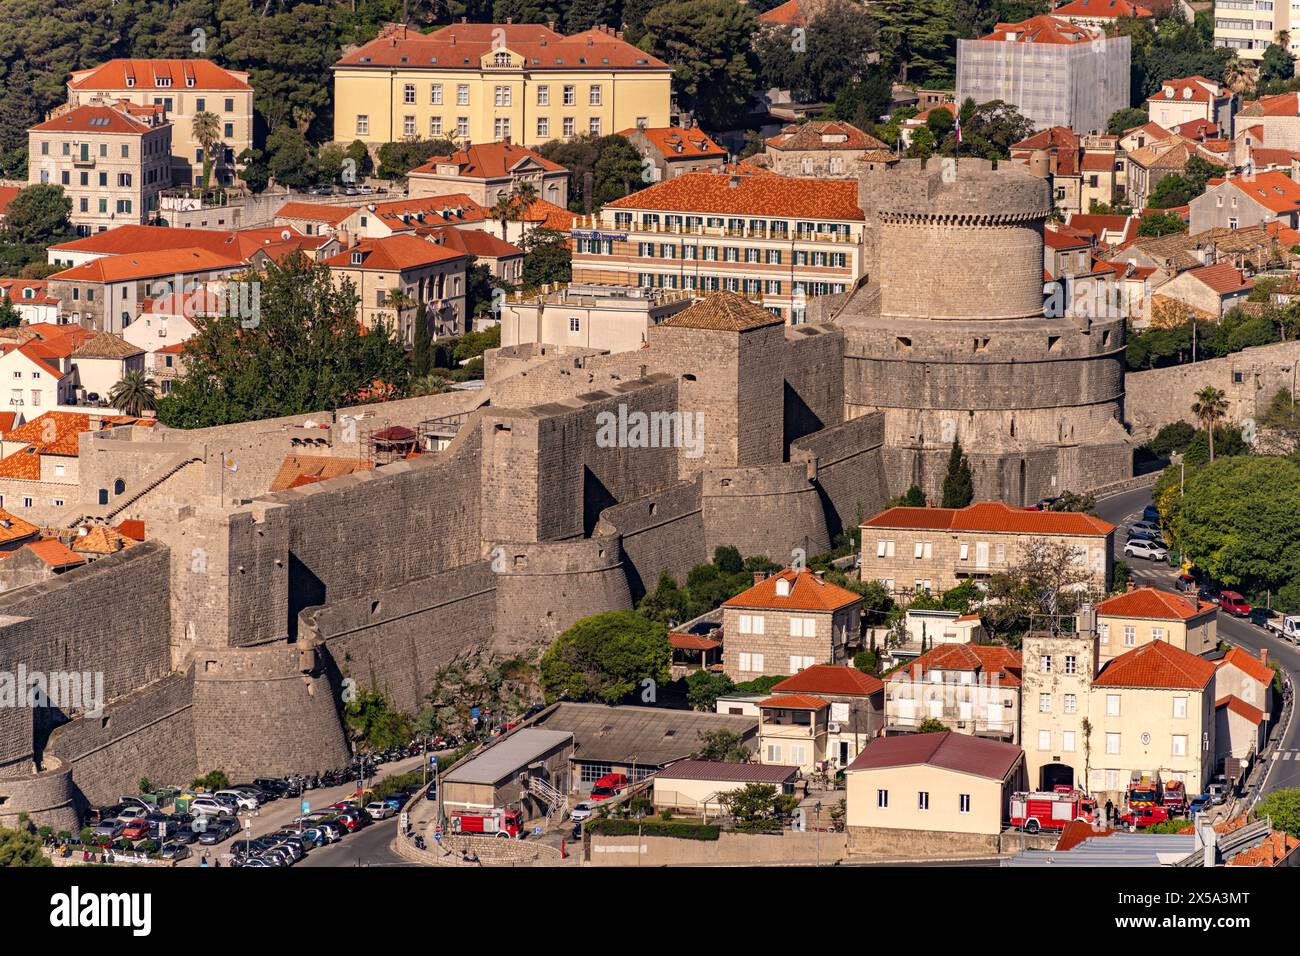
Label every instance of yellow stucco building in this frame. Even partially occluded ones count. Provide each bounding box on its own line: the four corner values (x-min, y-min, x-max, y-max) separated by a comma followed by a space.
332, 21, 672, 149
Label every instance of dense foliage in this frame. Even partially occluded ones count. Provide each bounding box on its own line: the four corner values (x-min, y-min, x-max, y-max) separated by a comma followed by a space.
539, 610, 671, 703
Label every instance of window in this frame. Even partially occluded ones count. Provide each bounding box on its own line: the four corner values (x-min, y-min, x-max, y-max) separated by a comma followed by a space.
430, 116, 443, 137
1106, 694, 1121, 716
766, 743, 782, 762
959, 794, 971, 813
917, 791, 929, 811
789, 617, 816, 638
1039, 694, 1051, 713
737, 614, 765, 635
1064, 694, 1077, 714
537, 86, 549, 106
22, 497, 32, 509
563, 84, 576, 106
457, 117, 470, 138
1152, 627, 1165, 643
1099, 623, 1109, 644
589, 117, 601, 136
457, 84, 470, 105
1064, 655, 1076, 675
563, 117, 574, 137
1038, 730, 1050, 751
1173, 696, 1187, 718
789, 655, 814, 672
1172, 735, 1187, 757
537, 118, 549, 139
356, 115, 369, 135
1041, 655, 1052, 674
913, 541, 932, 559
1062, 731, 1076, 752
1106, 732, 1121, 754
1123, 625, 1136, 647
224, 123, 233, 138
589, 84, 602, 106
569, 316, 580, 333
429, 84, 444, 106
224, 97, 234, 112
403, 115, 416, 137
494, 86, 511, 107
959, 543, 969, 561
877, 789, 888, 809
403, 83, 416, 105
493, 118, 511, 140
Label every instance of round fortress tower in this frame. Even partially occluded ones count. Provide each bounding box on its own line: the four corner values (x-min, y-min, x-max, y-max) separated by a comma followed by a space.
860, 157, 1051, 322
839, 158, 1132, 505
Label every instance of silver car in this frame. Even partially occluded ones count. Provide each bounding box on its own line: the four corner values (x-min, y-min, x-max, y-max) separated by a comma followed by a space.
1124, 539, 1167, 561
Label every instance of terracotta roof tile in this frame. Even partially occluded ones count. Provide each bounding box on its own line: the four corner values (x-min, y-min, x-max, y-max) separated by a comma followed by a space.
22, 539, 86, 569
724, 567, 861, 614
114, 519, 146, 541
72, 331, 145, 360
29, 103, 158, 135
369, 195, 489, 230
759, 0, 807, 25
0, 509, 39, 546
69, 59, 250, 92
51, 247, 241, 284
660, 291, 784, 332
625, 126, 727, 159
1218, 646, 1274, 685
979, 14, 1101, 44
1056, 0, 1153, 16
668, 632, 721, 651
772, 664, 883, 697
275, 202, 357, 226
607, 169, 863, 220
889, 643, 1023, 688
862, 501, 1114, 536
411, 141, 565, 179
1217, 695, 1264, 725
759, 693, 830, 710
321, 234, 466, 272
1096, 587, 1216, 621
766, 121, 887, 152
268, 455, 373, 492
1093, 640, 1216, 689
1187, 262, 1253, 294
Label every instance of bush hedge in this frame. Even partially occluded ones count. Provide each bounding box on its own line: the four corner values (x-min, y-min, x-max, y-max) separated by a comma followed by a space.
586, 818, 720, 841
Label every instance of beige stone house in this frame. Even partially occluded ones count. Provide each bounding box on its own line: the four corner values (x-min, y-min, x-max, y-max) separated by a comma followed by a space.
1095, 587, 1218, 663
322, 234, 469, 342
29, 101, 172, 235
757, 693, 830, 773
885, 642, 1022, 743
761, 121, 893, 180
845, 731, 1025, 855
720, 568, 862, 681
1021, 628, 1217, 802
768, 665, 884, 771
66, 59, 254, 187
651, 760, 799, 815
1215, 696, 1265, 776
622, 126, 727, 182
406, 141, 569, 209
1154, 262, 1253, 319
497, 282, 692, 353
1147, 76, 1235, 138
859, 501, 1115, 599
1189, 171, 1300, 234
1215, 646, 1274, 721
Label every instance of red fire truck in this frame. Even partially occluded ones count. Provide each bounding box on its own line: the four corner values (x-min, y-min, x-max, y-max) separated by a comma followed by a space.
1009, 788, 1097, 833
1161, 780, 1187, 815
450, 808, 524, 838
1126, 774, 1158, 809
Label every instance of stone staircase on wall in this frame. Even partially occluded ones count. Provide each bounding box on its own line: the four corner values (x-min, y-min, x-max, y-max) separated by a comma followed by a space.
57, 453, 203, 529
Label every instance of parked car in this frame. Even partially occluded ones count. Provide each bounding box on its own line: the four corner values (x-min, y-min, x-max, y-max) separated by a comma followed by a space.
93, 819, 127, 841
158, 842, 191, 862
1207, 781, 1229, 804
1119, 806, 1169, 829
589, 773, 629, 801
88, 805, 125, 826
254, 778, 290, 797
307, 184, 333, 196
215, 789, 259, 811
170, 825, 199, 845
365, 801, 396, 820
1218, 592, 1252, 617
197, 817, 239, 845
569, 802, 594, 823
120, 819, 150, 841
190, 797, 233, 818
335, 811, 367, 831
1142, 504, 1161, 524
1187, 794, 1212, 815
1124, 539, 1168, 561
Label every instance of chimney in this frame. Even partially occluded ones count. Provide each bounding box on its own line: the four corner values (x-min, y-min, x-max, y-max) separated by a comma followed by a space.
753, 571, 767, 586
1261, 648, 1269, 665
337, 227, 349, 248
1127, 579, 1136, 592
547, 20, 555, 30
505, 16, 512, 24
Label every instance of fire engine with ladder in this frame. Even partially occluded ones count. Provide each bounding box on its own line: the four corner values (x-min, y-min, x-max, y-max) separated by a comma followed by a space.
1010, 787, 1098, 833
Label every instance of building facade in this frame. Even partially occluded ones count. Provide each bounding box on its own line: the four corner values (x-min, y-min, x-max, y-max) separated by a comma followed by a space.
956, 15, 1130, 135
885, 642, 1022, 743
406, 141, 569, 208
497, 282, 693, 352
66, 59, 254, 187
332, 22, 672, 149
570, 169, 866, 323
1095, 587, 1218, 663
29, 102, 172, 235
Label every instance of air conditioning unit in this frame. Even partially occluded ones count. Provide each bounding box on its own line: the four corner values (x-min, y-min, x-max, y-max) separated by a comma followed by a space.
827, 722, 841, 734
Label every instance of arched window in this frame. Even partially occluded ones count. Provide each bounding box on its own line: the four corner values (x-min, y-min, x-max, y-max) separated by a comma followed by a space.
113, 479, 125, 496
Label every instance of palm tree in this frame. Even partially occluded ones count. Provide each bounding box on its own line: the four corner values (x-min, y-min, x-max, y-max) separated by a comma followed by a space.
191, 110, 221, 190
408, 373, 453, 396
1192, 385, 1230, 461
491, 193, 517, 241
108, 371, 159, 417
1224, 56, 1254, 97
383, 288, 414, 343
511, 180, 539, 239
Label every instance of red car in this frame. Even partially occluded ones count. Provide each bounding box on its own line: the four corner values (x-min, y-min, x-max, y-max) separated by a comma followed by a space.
1119, 805, 1170, 829
1219, 591, 1252, 617
589, 773, 628, 801
120, 819, 150, 841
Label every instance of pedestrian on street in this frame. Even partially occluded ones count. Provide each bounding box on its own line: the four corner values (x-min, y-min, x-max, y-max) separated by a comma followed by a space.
1105, 799, 1114, 825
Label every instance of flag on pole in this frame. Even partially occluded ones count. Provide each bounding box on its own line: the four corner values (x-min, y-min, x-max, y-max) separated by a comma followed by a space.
954, 111, 962, 143
222, 455, 238, 473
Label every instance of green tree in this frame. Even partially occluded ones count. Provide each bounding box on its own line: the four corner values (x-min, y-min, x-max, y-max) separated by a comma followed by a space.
826, 65, 894, 132
916, 717, 949, 733
1107, 107, 1149, 135
757, 0, 879, 103
1260, 43, 1296, 85
695, 729, 749, 762
0, 62, 38, 178
1148, 421, 1197, 457
157, 253, 410, 428
686, 670, 736, 712
265, 126, 313, 189
1191, 385, 1229, 462
107, 370, 159, 417
1, 184, 71, 247
1182, 425, 1248, 467
591, 135, 645, 207
1254, 787, 1300, 837
192, 109, 221, 188
344, 689, 413, 751
940, 440, 974, 508
719, 782, 800, 831
539, 610, 671, 704
0, 298, 20, 329
642, 0, 758, 129
1137, 209, 1186, 238
0, 824, 51, 866
1174, 456, 1300, 594
874, 0, 956, 85
521, 227, 572, 288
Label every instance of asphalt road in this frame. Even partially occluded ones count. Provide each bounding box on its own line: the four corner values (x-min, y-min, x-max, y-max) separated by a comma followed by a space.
1095, 485, 1300, 797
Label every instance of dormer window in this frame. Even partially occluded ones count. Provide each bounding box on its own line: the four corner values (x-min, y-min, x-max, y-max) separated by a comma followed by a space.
125, 77, 135, 87
493, 51, 510, 67
351, 251, 363, 265
156, 77, 171, 87
775, 578, 791, 597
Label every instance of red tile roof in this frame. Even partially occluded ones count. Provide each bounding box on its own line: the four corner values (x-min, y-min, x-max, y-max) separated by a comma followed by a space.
1218, 646, 1274, 686
846, 730, 1022, 781
1045, 227, 1091, 251
418, 225, 521, 259
862, 501, 1114, 536
656, 760, 799, 783
668, 631, 721, 651
22, 538, 86, 569
0, 509, 39, 545
1056, 819, 1117, 851
337, 23, 670, 70
772, 664, 883, 697
1243, 92, 1300, 117
1217, 695, 1265, 725
29, 103, 158, 135
69, 59, 250, 91
1056, 0, 1153, 16
1096, 587, 1216, 621
1093, 640, 1216, 690
723, 568, 862, 613
759, 0, 807, 25
766, 121, 887, 152
322, 234, 466, 272
608, 170, 863, 220
520, 198, 577, 231
0, 186, 19, 218
114, 519, 146, 542
626, 126, 727, 159
1149, 76, 1221, 104
1187, 262, 1253, 295
51, 247, 240, 284
275, 202, 357, 226
369, 195, 489, 230
889, 643, 1023, 688
979, 15, 1101, 44
759, 693, 830, 711
411, 140, 565, 179
1225, 171, 1300, 215
48, 224, 304, 263
1227, 829, 1300, 866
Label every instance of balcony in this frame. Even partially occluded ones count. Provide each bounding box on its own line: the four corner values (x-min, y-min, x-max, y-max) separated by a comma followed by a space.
886, 712, 1016, 740
72, 154, 95, 168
